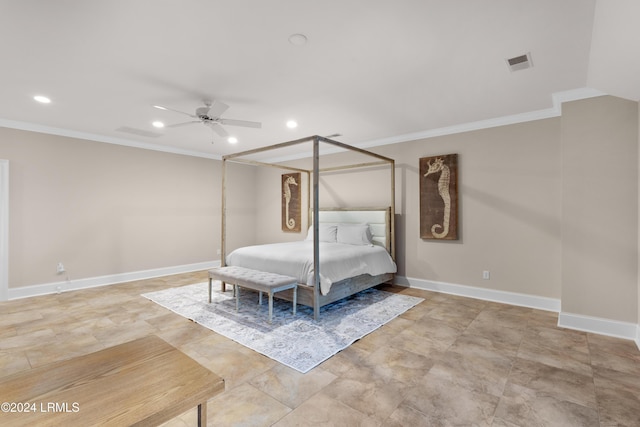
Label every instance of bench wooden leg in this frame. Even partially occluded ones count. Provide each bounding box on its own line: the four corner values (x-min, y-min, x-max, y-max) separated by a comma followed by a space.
268, 291, 274, 324
235, 285, 240, 312
293, 286, 297, 316
208, 278, 212, 303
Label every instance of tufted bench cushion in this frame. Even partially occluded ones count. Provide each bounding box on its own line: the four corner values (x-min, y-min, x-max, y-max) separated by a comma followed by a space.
208, 266, 298, 323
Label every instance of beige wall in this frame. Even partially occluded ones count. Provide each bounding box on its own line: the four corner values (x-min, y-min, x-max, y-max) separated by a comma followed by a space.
561, 96, 638, 323
252, 149, 395, 245
223, 160, 259, 252
251, 96, 639, 327
4, 96, 639, 329
1, 127, 256, 289
253, 166, 310, 245
253, 119, 563, 300
372, 119, 562, 299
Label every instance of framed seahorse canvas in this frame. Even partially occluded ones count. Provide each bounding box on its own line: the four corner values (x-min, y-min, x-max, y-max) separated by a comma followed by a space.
281, 172, 301, 232
420, 154, 458, 240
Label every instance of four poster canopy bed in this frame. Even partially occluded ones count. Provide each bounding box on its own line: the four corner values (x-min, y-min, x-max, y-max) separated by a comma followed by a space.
219, 135, 397, 320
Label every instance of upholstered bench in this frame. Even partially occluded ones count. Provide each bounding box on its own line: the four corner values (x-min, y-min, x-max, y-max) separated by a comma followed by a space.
208, 266, 298, 323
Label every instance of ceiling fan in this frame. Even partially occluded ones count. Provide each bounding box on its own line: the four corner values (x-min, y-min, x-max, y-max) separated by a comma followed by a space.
153, 100, 261, 138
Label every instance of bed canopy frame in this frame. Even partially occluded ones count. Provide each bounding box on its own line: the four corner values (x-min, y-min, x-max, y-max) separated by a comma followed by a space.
221, 135, 396, 319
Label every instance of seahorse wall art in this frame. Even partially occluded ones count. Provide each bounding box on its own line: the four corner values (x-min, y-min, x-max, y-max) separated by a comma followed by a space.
281, 173, 301, 232
419, 154, 458, 240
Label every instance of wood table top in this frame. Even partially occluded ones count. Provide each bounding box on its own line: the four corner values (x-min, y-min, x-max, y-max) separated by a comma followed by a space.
0, 335, 224, 426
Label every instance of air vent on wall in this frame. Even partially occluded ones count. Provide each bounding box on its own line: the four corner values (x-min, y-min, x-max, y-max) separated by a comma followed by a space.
506, 52, 533, 72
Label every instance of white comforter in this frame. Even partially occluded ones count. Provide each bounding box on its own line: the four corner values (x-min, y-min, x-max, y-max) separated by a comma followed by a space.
226, 241, 397, 295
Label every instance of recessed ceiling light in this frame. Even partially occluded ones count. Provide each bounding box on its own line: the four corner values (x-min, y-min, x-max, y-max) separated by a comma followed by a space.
288, 33, 307, 46
33, 95, 51, 104
286, 120, 298, 129
152, 121, 165, 128
227, 136, 238, 144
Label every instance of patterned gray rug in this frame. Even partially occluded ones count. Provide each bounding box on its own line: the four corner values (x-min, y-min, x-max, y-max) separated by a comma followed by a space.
143, 282, 423, 373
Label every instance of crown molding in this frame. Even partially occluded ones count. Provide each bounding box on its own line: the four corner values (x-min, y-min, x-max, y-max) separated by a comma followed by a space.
360, 87, 607, 150
0, 118, 221, 160
0, 88, 607, 161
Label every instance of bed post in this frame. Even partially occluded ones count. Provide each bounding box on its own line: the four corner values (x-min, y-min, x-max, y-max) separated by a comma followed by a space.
306, 170, 311, 234
390, 159, 396, 261
221, 157, 227, 269
312, 137, 320, 320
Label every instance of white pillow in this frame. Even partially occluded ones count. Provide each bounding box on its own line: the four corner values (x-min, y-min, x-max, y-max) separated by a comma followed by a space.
305, 223, 338, 242
337, 223, 372, 245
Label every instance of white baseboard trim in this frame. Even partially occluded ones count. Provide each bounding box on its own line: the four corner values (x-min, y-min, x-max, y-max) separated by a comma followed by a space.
556, 312, 639, 342
8, 260, 220, 300
395, 276, 640, 346
395, 275, 561, 312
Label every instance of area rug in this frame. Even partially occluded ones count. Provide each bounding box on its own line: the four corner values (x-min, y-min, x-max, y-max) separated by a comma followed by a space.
142, 282, 423, 373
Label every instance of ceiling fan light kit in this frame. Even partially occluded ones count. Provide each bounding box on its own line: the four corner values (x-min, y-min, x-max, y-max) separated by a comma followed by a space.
153, 100, 261, 143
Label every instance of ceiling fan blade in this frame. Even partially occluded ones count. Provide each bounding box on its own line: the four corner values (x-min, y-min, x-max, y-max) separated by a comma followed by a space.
205, 122, 229, 137
195, 106, 210, 117
153, 105, 198, 119
167, 121, 200, 128
219, 118, 262, 128
207, 99, 230, 118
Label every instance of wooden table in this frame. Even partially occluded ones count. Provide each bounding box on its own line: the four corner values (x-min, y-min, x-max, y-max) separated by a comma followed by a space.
0, 335, 224, 426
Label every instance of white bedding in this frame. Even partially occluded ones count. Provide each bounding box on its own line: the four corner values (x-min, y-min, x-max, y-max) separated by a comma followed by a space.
226, 241, 397, 295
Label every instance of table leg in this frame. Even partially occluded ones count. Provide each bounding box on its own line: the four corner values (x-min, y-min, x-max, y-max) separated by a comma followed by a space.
208, 278, 212, 303
268, 292, 273, 324
197, 401, 207, 427
235, 285, 240, 312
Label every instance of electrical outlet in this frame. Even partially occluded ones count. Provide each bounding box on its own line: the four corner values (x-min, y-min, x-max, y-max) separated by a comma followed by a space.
482, 270, 490, 280
57, 262, 65, 274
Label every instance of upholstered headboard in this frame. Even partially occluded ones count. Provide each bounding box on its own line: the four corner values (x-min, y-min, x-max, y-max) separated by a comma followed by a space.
316, 207, 392, 253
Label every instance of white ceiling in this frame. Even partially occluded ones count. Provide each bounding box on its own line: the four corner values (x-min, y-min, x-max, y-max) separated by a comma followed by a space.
0, 0, 637, 159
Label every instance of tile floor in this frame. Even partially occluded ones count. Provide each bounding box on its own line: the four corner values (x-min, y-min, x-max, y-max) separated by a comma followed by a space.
1, 271, 639, 426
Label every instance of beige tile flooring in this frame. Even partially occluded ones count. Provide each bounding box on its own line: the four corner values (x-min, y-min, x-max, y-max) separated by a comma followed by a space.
2, 271, 639, 426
